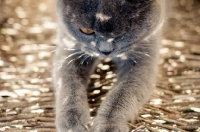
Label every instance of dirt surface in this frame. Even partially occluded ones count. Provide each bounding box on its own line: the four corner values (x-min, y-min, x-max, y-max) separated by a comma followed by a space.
0, 0, 200, 131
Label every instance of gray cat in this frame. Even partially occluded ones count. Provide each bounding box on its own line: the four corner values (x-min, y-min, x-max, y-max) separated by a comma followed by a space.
54, 0, 167, 131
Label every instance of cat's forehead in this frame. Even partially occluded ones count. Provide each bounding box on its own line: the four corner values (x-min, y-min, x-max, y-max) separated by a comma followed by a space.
64, 0, 153, 17
69, 0, 159, 16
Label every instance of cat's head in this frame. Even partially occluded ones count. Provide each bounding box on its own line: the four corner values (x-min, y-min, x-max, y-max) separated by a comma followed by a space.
57, 0, 165, 57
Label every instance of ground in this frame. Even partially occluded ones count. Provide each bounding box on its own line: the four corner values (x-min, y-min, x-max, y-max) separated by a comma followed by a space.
0, 0, 200, 131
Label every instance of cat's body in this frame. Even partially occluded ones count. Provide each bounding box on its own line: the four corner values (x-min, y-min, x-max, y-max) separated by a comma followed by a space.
54, 0, 168, 131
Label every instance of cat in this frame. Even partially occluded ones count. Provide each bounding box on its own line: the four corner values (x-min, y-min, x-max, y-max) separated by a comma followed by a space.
53, 0, 168, 132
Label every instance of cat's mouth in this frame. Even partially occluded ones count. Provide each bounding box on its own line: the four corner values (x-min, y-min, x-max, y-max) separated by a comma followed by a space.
82, 43, 136, 58
82, 47, 101, 57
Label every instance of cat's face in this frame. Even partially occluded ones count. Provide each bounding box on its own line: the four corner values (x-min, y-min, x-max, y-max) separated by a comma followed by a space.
57, 0, 165, 57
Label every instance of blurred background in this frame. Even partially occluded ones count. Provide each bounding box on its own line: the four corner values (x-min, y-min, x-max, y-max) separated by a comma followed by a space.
0, 0, 200, 131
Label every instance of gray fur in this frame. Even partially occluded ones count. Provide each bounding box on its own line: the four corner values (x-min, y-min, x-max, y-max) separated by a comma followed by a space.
54, 0, 167, 131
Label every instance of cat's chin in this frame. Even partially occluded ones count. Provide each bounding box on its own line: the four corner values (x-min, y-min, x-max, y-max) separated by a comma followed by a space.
81, 47, 131, 59
82, 50, 128, 60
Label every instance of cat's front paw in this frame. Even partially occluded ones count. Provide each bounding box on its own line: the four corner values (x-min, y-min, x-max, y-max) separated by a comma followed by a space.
56, 108, 91, 132
56, 123, 88, 132
91, 122, 129, 132
56, 116, 90, 132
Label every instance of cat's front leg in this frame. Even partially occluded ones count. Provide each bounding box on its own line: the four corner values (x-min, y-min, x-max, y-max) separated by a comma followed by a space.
54, 47, 97, 132
91, 49, 158, 132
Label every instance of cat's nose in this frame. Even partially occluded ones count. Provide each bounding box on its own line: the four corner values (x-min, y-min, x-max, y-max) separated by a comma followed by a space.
101, 51, 112, 55
97, 39, 114, 56
99, 45, 114, 55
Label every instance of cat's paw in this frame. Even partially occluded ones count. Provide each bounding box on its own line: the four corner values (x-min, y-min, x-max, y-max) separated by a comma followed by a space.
91, 122, 129, 132
56, 108, 91, 132
56, 123, 89, 132
56, 116, 90, 132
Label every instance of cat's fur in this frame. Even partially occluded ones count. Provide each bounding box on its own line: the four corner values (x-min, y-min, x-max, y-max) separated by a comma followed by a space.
54, 0, 167, 131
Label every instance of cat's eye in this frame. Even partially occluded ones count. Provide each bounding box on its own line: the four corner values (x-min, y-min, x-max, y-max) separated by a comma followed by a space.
80, 27, 95, 35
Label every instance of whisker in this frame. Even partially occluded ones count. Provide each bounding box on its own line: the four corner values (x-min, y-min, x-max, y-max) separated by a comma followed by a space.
80, 54, 90, 65
64, 51, 83, 60
132, 52, 154, 64
86, 56, 91, 65
64, 48, 78, 51
76, 54, 89, 72
134, 51, 152, 59
90, 56, 93, 62
127, 59, 134, 68
77, 53, 87, 60
127, 54, 138, 64
144, 53, 150, 57
67, 59, 76, 66
67, 53, 85, 66
129, 53, 143, 62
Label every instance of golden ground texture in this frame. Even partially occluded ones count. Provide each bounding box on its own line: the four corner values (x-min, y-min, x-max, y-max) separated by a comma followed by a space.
0, 0, 200, 131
